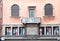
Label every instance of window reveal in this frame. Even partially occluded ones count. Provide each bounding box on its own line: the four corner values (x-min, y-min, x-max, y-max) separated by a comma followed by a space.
46, 27, 52, 35
5, 27, 11, 35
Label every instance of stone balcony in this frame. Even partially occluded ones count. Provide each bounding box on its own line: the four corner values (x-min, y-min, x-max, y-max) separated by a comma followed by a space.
22, 17, 41, 24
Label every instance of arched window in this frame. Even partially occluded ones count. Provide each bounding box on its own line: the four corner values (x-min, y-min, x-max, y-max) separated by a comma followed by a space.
44, 4, 53, 16
11, 4, 19, 17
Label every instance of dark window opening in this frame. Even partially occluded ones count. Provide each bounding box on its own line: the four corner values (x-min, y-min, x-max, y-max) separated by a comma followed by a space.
45, 4, 53, 16
19, 27, 25, 36
11, 4, 19, 17
46, 26, 52, 35
5, 27, 11, 35
39, 27, 44, 35
53, 26, 59, 35
12, 27, 18, 35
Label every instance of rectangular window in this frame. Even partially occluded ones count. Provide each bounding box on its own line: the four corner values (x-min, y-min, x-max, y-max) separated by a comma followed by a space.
53, 26, 59, 35
5, 27, 11, 35
19, 27, 25, 36
46, 26, 52, 35
29, 6, 35, 17
12, 27, 18, 35
39, 27, 44, 35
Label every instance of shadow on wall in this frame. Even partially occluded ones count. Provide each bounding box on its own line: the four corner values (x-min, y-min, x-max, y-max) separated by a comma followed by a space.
43, 16, 55, 22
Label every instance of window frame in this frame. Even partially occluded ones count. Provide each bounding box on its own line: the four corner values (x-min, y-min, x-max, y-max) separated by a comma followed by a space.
12, 27, 18, 36
39, 27, 44, 36
11, 4, 19, 17
28, 6, 36, 18
53, 26, 59, 35
4, 26, 60, 37
44, 3, 53, 17
5, 27, 11, 36
19, 27, 25, 36
5, 26, 25, 36
0, 0, 2, 3
46, 26, 52, 35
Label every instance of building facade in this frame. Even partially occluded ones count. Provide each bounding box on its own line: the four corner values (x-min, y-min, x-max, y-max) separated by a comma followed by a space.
1, 0, 60, 41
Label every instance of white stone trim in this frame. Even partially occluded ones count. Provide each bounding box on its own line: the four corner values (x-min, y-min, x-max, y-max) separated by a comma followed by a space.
44, 27, 46, 35
1, 37, 58, 39
59, 26, 60, 35
52, 26, 53, 35
2, 24, 23, 27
